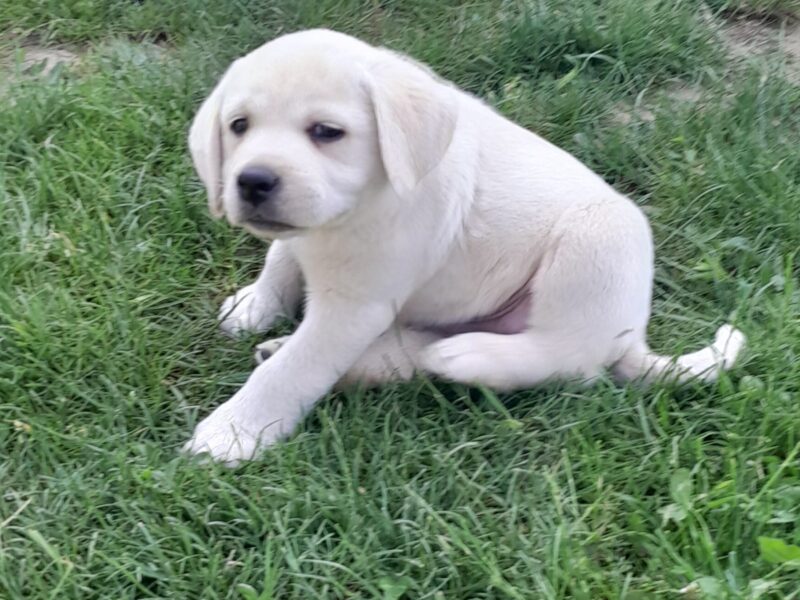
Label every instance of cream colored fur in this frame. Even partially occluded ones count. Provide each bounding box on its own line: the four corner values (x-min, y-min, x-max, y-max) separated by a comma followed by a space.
184, 30, 745, 465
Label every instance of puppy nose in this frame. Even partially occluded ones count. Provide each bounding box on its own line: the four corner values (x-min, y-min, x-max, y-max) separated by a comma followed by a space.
237, 167, 280, 206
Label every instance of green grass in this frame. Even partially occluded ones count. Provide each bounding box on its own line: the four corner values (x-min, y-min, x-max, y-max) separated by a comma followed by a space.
2, 0, 800, 598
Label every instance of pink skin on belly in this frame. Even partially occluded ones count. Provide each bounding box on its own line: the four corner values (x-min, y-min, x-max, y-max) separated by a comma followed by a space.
426, 284, 532, 336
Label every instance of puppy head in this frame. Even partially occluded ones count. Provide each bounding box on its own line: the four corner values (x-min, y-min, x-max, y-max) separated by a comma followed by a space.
188, 29, 457, 238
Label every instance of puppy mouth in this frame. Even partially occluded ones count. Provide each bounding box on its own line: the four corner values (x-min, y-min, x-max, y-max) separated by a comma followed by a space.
242, 216, 299, 233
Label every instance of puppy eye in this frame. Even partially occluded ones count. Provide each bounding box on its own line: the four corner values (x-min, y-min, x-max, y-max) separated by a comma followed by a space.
230, 117, 248, 135
308, 123, 345, 143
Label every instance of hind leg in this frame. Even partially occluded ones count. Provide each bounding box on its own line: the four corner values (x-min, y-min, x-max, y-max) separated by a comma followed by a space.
338, 327, 440, 387
422, 201, 654, 390
254, 336, 292, 364
421, 331, 604, 389
255, 328, 439, 387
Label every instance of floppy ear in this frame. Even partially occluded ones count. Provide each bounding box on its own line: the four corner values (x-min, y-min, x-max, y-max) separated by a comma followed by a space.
188, 79, 225, 218
366, 54, 458, 196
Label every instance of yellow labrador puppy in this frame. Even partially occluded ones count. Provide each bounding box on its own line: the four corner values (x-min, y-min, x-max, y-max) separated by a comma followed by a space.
185, 29, 744, 464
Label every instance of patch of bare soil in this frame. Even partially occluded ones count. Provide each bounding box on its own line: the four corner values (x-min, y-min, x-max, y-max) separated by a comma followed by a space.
0, 39, 85, 96
17, 45, 82, 74
610, 83, 704, 126
0, 36, 170, 97
612, 8, 800, 126
722, 11, 800, 83
0, 32, 84, 74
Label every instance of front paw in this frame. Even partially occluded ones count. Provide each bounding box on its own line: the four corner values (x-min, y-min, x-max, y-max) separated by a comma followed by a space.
181, 396, 287, 466
218, 283, 278, 337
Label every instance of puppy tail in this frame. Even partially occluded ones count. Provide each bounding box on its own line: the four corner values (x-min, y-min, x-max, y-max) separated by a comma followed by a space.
613, 324, 745, 385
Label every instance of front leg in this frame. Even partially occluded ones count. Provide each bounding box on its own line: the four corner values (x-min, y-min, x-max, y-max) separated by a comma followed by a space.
218, 241, 303, 337
184, 297, 395, 465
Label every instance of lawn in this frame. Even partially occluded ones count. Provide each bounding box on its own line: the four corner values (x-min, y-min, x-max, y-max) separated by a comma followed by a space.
1, 0, 799, 598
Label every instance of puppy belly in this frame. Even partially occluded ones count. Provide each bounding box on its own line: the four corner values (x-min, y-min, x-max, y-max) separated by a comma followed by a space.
426, 284, 531, 336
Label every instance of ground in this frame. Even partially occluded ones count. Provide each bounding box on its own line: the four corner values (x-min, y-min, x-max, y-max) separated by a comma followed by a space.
1, 1, 800, 598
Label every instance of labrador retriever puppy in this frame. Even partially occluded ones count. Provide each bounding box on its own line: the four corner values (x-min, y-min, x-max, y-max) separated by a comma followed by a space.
184, 29, 745, 464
